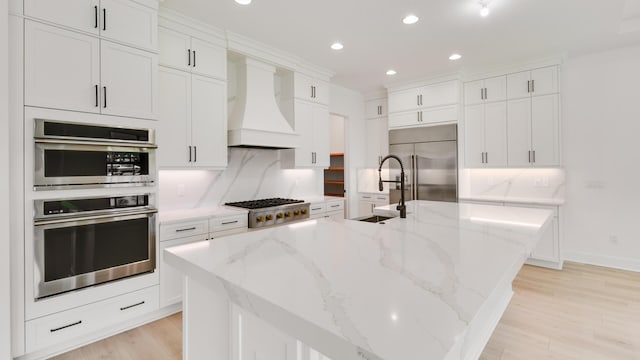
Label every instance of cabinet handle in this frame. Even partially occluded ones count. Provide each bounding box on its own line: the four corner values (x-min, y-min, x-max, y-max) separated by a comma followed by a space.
532, 150, 536, 163
188, 146, 192, 162
193, 50, 196, 67
527, 80, 531, 93
480, 88, 484, 100
484, 88, 488, 100
194, 146, 197, 162
221, 220, 238, 225
485, 152, 488, 164
102, 8, 106, 31
528, 150, 532, 163
102, 86, 107, 108
362, 196, 372, 199
176, 226, 197, 232
188, 49, 191, 66
94, 6, 98, 29
311, 86, 314, 98
51, 320, 82, 333
311, 207, 322, 211
120, 301, 145, 311
94, 85, 99, 107
330, 204, 340, 208
531, 79, 535, 93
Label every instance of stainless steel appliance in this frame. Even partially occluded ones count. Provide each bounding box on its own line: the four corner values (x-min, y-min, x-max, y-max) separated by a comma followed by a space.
225, 198, 310, 228
388, 124, 458, 204
34, 119, 157, 190
33, 194, 157, 299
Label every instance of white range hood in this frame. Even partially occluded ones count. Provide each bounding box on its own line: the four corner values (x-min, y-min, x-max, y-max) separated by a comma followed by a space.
228, 58, 299, 149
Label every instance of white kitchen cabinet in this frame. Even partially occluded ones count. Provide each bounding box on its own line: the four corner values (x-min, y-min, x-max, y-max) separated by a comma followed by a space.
507, 66, 558, 100
25, 0, 157, 51
357, 193, 389, 218
160, 234, 207, 307
365, 117, 389, 167
24, 20, 101, 113
282, 100, 330, 168
505, 203, 561, 267
25, 20, 157, 119
294, 73, 329, 105
24, 0, 100, 35
365, 97, 388, 119
100, 40, 157, 119
388, 80, 459, 114
388, 105, 458, 129
507, 94, 559, 167
464, 102, 507, 167
231, 305, 296, 360
158, 66, 227, 169
464, 76, 506, 105
159, 27, 226, 80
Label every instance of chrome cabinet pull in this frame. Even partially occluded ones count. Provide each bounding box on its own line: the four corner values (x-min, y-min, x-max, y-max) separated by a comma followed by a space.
532, 150, 536, 163
417, 95, 420, 106
528, 150, 532, 163
51, 320, 82, 333
330, 204, 340, 208
176, 226, 196, 233
480, 88, 484, 100
485, 152, 488, 164
484, 88, 488, 100
531, 79, 535, 93
311, 86, 314, 98
120, 301, 145, 311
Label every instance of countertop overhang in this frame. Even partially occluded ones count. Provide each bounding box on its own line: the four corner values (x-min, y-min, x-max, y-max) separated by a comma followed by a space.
165, 200, 554, 360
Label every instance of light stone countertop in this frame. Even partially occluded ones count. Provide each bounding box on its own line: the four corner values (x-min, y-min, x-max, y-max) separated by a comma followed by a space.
458, 195, 565, 206
165, 200, 553, 360
158, 206, 249, 225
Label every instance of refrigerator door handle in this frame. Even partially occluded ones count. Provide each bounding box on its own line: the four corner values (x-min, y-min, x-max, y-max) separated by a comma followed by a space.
414, 154, 419, 200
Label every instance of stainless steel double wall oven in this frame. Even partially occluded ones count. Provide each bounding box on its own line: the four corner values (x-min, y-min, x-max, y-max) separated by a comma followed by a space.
32, 120, 158, 299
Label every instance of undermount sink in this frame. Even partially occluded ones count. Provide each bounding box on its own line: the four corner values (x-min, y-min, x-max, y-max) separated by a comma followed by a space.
357, 215, 396, 223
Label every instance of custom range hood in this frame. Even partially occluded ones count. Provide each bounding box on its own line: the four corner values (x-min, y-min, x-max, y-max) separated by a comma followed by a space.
228, 58, 299, 149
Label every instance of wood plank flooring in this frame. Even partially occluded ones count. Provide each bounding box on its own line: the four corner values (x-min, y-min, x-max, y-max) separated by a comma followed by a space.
52, 262, 640, 359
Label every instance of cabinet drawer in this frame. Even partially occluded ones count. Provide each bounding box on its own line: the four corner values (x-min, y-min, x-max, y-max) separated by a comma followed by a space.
326, 201, 344, 212
209, 215, 248, 233
309, 203, 326, 217
26, 286, 158, 352
359, 193, 387, 202
160, 219, 209, 241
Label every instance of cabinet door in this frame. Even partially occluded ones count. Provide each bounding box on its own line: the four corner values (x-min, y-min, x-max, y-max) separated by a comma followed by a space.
24, 21, 101, 113
191, 75, 228, 168
191, 37, 227, 80
531, 66, 559, 97
483, 102, 508, 167
312, 79, 330, 105
312, 105, 330, 167
158, 26, 191, 72
365, 98, 387, 119
531, 94, 559, 166
158, 67, 191, 168
365, 117, 388, 167
232, 306, 296, 360
388, 111, 420, 129
293, 73, 315, 102
421, 81, 458, 108
160, 235, 207, 307
507, 71, 532, 100
531, 216, 559, 262
293, 101, 315, 167
464, 104, 485, 168
99, 0, 158, 51
388, 88, 422, 113
358, 201, 374, 218
100, 40, 157, 119
484, 76, 507, 102
464, 80, 484, 106
25, 0, 100, 35
507, 98, 533, 167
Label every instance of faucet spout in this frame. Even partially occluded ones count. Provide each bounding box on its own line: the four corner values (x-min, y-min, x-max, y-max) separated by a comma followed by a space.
378, 155, 407, 219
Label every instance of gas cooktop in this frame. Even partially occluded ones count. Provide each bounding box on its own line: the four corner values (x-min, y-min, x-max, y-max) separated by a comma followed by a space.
225, 198, 310, 228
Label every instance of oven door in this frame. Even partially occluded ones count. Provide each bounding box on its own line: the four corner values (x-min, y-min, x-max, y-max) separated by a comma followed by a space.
33, 210, 157, 299
34, 140, 156, 189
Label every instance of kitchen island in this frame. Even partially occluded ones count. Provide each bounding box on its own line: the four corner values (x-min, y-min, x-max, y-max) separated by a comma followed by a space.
164, 200, 553, 360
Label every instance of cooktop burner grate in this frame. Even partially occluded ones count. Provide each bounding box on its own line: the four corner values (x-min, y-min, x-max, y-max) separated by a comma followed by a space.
225, 198, 305, 210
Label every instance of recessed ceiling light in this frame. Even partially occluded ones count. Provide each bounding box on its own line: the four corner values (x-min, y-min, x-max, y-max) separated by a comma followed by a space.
330, 42, 344, 51
235, 0, 251, 5
480, 4, 490, 17
402, 15, 419, 25
386, 70, 397, 76
449, 53, 462, 61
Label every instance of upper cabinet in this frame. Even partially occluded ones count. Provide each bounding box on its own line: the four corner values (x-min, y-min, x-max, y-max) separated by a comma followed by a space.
464, 75, 507, 105
293, 73, 329, 105
507, 66, 559, 100
387, 80, 460, 129
365, 97, 387, 119
365, 97, 389, 167
24, 0, 158, 51
24, 20, 157, 119
281, 100, 330, 168
158, 26, 226, 80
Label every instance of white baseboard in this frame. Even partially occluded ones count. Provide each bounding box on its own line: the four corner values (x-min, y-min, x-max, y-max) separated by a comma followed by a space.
564, 252, 640, 273
16, 304, 182, 360
525, 258, 564, 270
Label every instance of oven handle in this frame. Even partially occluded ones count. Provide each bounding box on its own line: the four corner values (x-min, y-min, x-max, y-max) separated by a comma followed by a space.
34, 138, 158, 149
34, 209, 157, 226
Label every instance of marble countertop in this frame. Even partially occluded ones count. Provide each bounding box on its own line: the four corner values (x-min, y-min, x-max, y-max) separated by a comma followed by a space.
164, 200, 553, 360
159, 206, 249, 225
458, 195, 565, 206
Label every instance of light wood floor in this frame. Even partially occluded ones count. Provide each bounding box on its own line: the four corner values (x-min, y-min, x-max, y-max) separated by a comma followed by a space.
53, 262, 640, 360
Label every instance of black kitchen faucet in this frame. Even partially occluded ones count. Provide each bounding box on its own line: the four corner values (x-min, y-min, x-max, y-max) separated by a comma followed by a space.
378, 155, 407, 219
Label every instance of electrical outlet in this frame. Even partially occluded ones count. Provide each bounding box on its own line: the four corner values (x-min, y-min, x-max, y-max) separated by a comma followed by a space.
177, 184, 185, 198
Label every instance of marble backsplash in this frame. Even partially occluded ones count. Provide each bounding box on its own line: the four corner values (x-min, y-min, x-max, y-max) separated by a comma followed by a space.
460, 168, 565, 201
159, 148, 324, 211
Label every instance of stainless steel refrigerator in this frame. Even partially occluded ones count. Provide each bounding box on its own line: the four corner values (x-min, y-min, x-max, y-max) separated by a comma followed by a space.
387, 124, 458, 204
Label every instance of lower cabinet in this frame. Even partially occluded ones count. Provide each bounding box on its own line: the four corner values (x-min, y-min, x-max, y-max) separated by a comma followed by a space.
309, 199, 345, 220
357, 193, 389, 218
159, 234, 207, 308
231, 305, 297, 360
25, 286, 159, 353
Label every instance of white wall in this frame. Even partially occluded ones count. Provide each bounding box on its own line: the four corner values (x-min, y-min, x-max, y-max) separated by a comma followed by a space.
329, 84, 366, 219
563, 44, 640, 271
329, 114, 345, 154
1, 0, 11, 357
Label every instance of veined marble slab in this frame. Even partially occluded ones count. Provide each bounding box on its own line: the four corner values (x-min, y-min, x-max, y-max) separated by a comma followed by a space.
458, 195, 564, 206
165, 200, 553, 360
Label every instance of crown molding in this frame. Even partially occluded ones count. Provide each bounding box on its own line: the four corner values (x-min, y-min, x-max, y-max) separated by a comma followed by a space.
159, 7, 226, 47
385, 72, 461, 92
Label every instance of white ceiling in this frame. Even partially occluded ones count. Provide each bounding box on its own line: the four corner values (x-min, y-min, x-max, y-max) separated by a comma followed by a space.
162, 0, 640, 95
